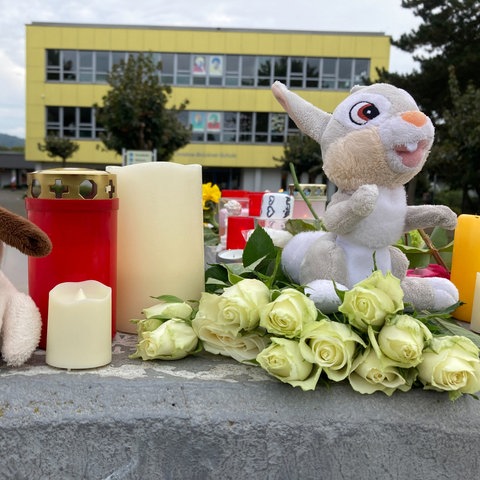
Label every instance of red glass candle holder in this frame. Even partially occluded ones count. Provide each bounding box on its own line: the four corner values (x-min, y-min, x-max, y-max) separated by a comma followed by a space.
226, 216, 255, 250
25, 168, 118, 349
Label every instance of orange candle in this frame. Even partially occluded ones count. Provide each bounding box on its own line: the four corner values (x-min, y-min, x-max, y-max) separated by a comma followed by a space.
450, 214, 480, 322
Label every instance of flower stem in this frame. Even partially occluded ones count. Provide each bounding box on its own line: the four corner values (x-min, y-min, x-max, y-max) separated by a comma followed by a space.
289, 163, 321, 222
418, 228, 449, 272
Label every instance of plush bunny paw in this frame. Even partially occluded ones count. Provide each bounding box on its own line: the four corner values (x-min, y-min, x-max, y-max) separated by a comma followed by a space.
425, 277, 459, 311
351, 184, 378, 217
402, 276, 459, 312
304, 279, 348, 314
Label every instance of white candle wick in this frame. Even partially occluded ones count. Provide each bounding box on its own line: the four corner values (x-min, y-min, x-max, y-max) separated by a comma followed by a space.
74, 288, 88, 302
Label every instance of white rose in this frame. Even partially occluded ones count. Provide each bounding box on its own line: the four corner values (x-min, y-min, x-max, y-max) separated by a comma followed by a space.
142, 301, 193, 320
349, 347, 415, 396
218, 279, 271, 334
192, 315, 269, 362
417, 335, 480, 395
377, 314, 432, 368
256, 337, 320, 391
299, 319, 366, 381
339, 271, 404, 333
131, 318, 198, 361
260, 288, 318, 338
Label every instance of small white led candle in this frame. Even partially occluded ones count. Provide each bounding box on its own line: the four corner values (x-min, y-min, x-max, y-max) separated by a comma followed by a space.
470, 273, 480, 333
46, 280, 112, 369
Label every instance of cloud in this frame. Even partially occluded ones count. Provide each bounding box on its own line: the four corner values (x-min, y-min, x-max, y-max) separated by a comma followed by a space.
0, 0, 420, 137
0, 50, 25, 136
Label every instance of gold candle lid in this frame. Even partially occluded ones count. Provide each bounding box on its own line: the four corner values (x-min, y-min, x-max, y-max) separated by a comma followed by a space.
27, 168, 116, 200
288, 183, 327, 199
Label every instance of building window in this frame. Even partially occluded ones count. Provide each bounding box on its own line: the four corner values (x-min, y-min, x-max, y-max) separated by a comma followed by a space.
95, 52, 110, 83
241, 57, 255, 87
79, 51, 94, 82
289, 57, 304, 88
160, 53, 174, 84
270, 114, 286, 143
46, 50, 61, 81
184, 110, 292, 144
46, 106, 297, 144
46, 106, 60, 135
255, 112, 269, 142
305, 58, 320, 88
176, 54, 191, 85
62, 51, 77, 82
223, 112, 237, 141
257, 57, 272, 87
338, 58, 354, 90
46, 106, 103, 139
239, 112, 253, 142
46, 49, 370, 90
274, 56, 288, 85
225, 55, 241, 86
208, 56, 223, 86
354, 58, 370, 83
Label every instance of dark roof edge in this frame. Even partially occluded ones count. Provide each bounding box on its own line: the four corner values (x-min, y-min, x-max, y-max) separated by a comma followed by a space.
28, 22, 386, 37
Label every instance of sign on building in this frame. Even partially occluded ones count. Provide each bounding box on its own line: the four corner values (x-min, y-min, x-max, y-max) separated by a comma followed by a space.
122, 149, 157, 165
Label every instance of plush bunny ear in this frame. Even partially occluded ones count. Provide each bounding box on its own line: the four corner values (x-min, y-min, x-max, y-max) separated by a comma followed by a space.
272, 81, 331, 144
0, 206, 52, 257
350, 85, 366, 94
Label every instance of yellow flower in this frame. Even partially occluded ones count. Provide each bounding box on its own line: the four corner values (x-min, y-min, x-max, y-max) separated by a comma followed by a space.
202, 182, 221, 210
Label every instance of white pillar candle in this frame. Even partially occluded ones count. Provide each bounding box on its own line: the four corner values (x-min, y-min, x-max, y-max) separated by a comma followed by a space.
46, 280, 112, 369
470, 273, 480, 333
106, 163, 204, 333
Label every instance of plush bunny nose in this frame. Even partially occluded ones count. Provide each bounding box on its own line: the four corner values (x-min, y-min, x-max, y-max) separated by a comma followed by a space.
401, 111, 428, 127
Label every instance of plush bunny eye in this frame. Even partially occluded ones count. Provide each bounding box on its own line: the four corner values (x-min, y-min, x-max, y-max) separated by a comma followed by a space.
349, 101, 380, 125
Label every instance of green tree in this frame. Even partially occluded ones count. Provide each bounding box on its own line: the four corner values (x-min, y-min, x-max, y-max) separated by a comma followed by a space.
430, 68, 480, 213
274, 134, 323, 186
95, 53, 191, 160
38, 135, 79, 167
374, 1, 480, 209
376, 0, 480, 118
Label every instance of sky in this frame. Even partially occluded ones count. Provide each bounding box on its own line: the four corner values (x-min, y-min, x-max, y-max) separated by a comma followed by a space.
0, 0, 421, 138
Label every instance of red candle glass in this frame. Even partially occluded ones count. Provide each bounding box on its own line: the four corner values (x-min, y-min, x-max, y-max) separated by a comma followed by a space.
226, 216, 255, 250
25, 168, 118, 349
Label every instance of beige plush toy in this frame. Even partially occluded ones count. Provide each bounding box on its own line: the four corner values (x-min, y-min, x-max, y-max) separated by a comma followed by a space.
273, 81, 459, 313
0, 205, 51, 366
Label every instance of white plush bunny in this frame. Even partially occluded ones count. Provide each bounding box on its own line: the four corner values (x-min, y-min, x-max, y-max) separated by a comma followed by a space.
273, 81, 458, 313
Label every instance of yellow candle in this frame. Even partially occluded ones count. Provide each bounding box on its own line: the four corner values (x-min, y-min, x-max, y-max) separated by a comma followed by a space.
470, 273, 480, 333
106, 163, 204, 333
46, 280, 112, 369
450, 214, 480, 322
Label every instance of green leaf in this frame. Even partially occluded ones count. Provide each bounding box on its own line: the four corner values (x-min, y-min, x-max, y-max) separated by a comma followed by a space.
227, 265, 250, 284
203, 227, 220, 246
205, 263, 229, 282
243, 254, 270, 272
395, 227, 454, 270
285, 219, 323, 235
204, 264, 230, 293
421, 315, 480, 349
333, 281, 346, 303
242, 226, 276, 267
430, 227, 452, 249
449, 390, 464, 402
150, 294, 185, 303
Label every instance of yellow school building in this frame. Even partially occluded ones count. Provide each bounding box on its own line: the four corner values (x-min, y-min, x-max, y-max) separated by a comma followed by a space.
25, 23, 390, 190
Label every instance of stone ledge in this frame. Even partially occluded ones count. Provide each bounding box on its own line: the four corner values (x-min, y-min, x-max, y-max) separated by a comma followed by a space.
1, 333, 479, 479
